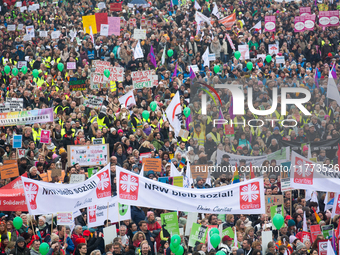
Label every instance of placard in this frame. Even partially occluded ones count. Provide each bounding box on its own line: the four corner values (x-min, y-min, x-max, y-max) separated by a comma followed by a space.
67, 144, 109, 167
16, 1, 22, 7
18, 61, 27, 69
318, 240, 328, 255
294, 16, 305, 32
238, 45, 249, 60
13, 135, 22, 149
264, 16, 276, 32
305, 14, 316, 31
39, 31, 48, 37
161, 212, 180, 237
98, 2, 106, 9
108, 17, 120, 36
23, 34, 30, 41
190, 164, 209, 179
69, 78, 86, 91
110, 3, 122, 11
51, 31, 61, 39
7, 25, 16, 31
18, 149, 26, 158
142, 158, 162, 173
300, 7, 311, 15
26, 25, 35, 38
188, 223, 207, 247
189, 65, 199, 72
132, 70, 153, 89
69, 174, 86, 184
103, 225, 117, 245
276, 56, 285, 64
6, 98, 23, 111
0, 163, 19, 179
83, 95, 104, 109
133, 29, 146, 40
265, 195, 283, 214
310, 225, 322, 243
268, 43, 279, 55
100, 24, 109, 36
17, 24, 23, 31
20, 6, 27, 12
321, 225, 333, 239
208, 53, 216, 61
102, 67, 124, 82
67, 62, 76, 70
57, 212, 73, 225
40, 130, 50, 144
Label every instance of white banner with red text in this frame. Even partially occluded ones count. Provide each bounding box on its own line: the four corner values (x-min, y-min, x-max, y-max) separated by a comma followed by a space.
116, 167, 265, 214
22, 165, 111, 215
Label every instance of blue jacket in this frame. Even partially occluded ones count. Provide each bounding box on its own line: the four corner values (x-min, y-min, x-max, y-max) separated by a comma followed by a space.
131, 206, 146, 225
63, 236, 75, 255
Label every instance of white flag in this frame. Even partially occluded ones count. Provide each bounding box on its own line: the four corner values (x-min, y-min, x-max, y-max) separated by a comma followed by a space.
161, 45, 166, 65
249, 21, 262, 34
89, 26, 94, 44
134, 40, 144, 59
327, 240, 336, 255
170, 162, 181, 177
165, 91, 182, 136
308, 144, 312, 159
331, 193, 340, 218
118, 90, 136, 108
327, 68, 340, 106
194, 0, 201, 10
303, 211, 308, 231
212, 3, 219, 19
205, 170, 211, 187
140, 164, 144, 176
202, 47, 210, 68
183, 161, 193, 188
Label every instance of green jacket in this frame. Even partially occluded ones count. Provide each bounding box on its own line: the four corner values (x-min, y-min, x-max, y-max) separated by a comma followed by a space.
152, 139, 164, 151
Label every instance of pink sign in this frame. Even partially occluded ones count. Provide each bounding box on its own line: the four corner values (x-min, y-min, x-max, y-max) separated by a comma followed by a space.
67, 62, 76, 70
294, 16, 305, 32
305, 14, 316, 30
264, 16, 276, 32
40, 130, 50, 144
329, 10, 339, 26
108, 17, 120, 36
319, 11, 330, 27
300, 7, 311, 15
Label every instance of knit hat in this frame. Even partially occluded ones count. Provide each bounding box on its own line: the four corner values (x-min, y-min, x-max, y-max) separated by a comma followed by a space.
17, 236, 25, 243
196, 176, 203, 182
296, 242, 306, 251
288, 219, 296, 227
303, 145, 308, 152
147, 211, 154, 218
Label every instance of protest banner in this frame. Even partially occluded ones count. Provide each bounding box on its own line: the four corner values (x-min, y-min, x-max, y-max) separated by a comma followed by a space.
133, 29, 147, 40
0, 188, 27, 211
218, 13, 236, 30
102, 67, 124, 82
7, 25, 16, 31
226, 34, 235, 50
110, 3, 122, 11
310, 225, 322, 243
17, 61, 27, 69
22, 164, 111, 215
268, 43, 279, 55
103, 225, 117, 245
265, 195, 283, 214
238, 45, 249, 60
67, 62, 76, 69
6, 98, 23, 111
188, 223, 207, 247
318, 239, 328, 255
67, 144, 109, 167
57, 212, 73, 225
69, 78, 87, 91
117, 167, 265, 213
265, 16, 276, 32
329, 10, 339, 26
132, 70, 153, 89
300, 7, 311, 15
0, 163, 19, 179
13, 135, 22, 148
83, 95, 104, 110
100, 24, 109, 36
142, 158, 162, 173
319, 11, 330, 27
88, 199, 131, 228
161, 212, 180, 237
0, 108, 54, 127
40, 130, 50, 144
294, 16, 305, 32
304, 14, 316, 30
108, 17, 120, 36
82, 15, 97, 34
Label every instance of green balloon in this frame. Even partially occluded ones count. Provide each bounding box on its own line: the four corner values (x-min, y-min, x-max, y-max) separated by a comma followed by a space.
209, 228, 219, 237
213, 65, 220, 73
12, 67, 19, 76
273, 214, 284, 230
247, 62, 253, 71
266, 55, 272, 63
183, 107, 191, 118
150, 101, 157, 112
216, 251, 225, 255
234, 51, 241, 60
175, 246, 184, 255
21, 66, 28, 74
4, 66, 11, 74
39, 242, 49, 255
167, 49, 174, 57
170, 243, 179, 253
13, 217, 23, 230
57, 63, 64, 72
32, 69, 39, 78
210, 233, 221, 248
104, 69, 110, 78
142, 110, 150, 120
171, 234, 181, 247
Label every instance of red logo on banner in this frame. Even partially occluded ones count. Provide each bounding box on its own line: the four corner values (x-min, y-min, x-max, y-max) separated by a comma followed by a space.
96, 170, 111, 199
335, 195, 340, 215
294, 156, 313, 185
89, 205, 97, 223
24, 182, 39, 210
239, 182, 260, 210
119, 172, 139, 200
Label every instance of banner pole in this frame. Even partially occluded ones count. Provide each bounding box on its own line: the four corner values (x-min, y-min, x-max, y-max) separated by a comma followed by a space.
106, 202, 109, 227
118, 204, 121, 229
51, 214, 53, 233
290, 191, 292, 217
31, 217, 36, 237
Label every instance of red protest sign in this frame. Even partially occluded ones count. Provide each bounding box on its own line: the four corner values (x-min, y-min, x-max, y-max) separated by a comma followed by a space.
110, 3, 122, 11
40, 130, 50, 144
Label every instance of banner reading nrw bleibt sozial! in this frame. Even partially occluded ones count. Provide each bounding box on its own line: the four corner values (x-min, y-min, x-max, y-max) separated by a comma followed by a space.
22, 165, 111, 215
116, 167, 265, 214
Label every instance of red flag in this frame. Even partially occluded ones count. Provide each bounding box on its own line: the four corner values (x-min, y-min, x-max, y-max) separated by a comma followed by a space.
250, 162, 255, 179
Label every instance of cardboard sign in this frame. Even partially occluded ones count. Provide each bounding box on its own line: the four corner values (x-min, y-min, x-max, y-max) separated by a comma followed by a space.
103, 225, 117, 245
69, 78, 87, 91
191, 165, 209, 179
69, 174, 86, 184
142, 158, 162, 173
57, 212, 73, 225
68, 144, 109, 167
7, 25, 16, 31
132, 70, 153, 89
40, 130, 50, 144
51, 169, 62, 178
17, 61, 27, 69
133, 29, 146, 40
67, 62, 76, 70
310, 225, 322, 243
265, 195, 283, 214
18, 149, 26, 158
110, 3, 122, 11
13, 135, 22, 149
0, 163, 19, 179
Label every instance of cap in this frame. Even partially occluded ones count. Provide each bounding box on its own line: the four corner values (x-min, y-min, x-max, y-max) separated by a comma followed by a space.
83, 230, 91, 237
222, 235, 232, 242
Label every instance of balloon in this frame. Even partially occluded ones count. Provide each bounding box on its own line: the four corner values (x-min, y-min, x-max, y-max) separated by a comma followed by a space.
213, 65, 220, 73
142, 110, 150, 120
175, 246, 184, 255
216, 251, 225, 255
21, 66, 28, 74
171, 235, 181, 247
4, 66, 10, 74
183, 107, 191, 118
247, 62, 253, 71
150, 101, 157, 112
209, 228, 219, 236
167, 49, 174, 57
57, 63, 64, 72
266, 55, 272, 63
210, 233, 221, 248
39, 243, 49, 255
13, 217, 23, 230
273, 214, 284, 230
32, 69, 39, 78
104, 69, 110, 78
234, 51, 241, 60
12, 68, 19, 76
170, 243, 179, 253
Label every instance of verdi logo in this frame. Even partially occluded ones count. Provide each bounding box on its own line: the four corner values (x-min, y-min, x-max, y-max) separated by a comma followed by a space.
119, 203, 128, 216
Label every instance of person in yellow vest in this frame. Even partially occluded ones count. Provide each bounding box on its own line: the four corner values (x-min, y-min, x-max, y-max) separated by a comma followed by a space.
193, 124, 205, 146
97, 106, 110, 130
91, 129, 105, 144
131, 108, 143, 132
208, 126, 220, 145
32, 123, 42, 144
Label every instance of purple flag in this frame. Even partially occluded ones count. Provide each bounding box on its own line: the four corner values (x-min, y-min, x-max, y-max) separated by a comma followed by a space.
315, 67, 319, 89
216, 108, 223, 129
149, 45, 157, 68
172, 62, 178, 77
229, 96, 235, 119
186, 114, 192, 131
332, 229, 337, 254
170, 0, 173, 8
331, 64, 337, 80
189, 67, 196, 79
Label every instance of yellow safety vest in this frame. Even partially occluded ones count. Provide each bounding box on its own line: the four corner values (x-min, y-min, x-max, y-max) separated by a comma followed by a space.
61, 128, 75, 138
133, 117, 142, 132
209, 132, 220, 145
97, 116, 107, 130
54, 105, 63, 114
32, 128, 42, 142
110, 81, 117, 92
193, 131, 205, 146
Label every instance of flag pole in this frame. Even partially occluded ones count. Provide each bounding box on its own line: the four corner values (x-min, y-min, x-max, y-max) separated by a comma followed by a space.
106, 202, 109, 227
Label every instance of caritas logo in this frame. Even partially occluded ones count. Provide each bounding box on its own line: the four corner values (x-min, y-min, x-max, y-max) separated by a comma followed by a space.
24, 182, 39, 210
96, 170, 111, 199
119, 172, 139, 200
294, 156, 313, 185
239, 182, 260, 210
88, 205, 97, 223
335, 195, 340, 215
